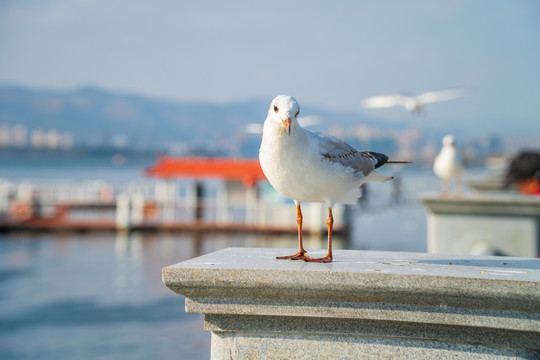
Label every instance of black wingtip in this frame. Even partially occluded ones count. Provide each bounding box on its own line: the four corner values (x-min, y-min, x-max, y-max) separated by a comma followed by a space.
367, 151, 389, 169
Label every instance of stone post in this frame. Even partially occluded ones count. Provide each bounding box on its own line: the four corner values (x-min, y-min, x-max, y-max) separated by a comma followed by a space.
130, 193, 145, 226
156, 179, 176, 222
116, 194, 131, 230
422, 193, 540, 257
163, 248, 540, 359
245, 185, 257, 225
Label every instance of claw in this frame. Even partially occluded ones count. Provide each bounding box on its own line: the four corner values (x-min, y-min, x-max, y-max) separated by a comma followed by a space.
303, 255, 332, 263
276, 251, 308, 260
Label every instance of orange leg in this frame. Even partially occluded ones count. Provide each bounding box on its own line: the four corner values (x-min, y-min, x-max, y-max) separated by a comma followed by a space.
276, 203, 308, 260
441, 178, 449, 197
304, 207, 333, 263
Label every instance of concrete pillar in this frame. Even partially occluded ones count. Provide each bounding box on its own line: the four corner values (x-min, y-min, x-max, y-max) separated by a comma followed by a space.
156, 179, 176, 222
116, 194, 131, 230
216, 183, 228, 224
422, 193, 540, 257
163, 248, 540, 359
130, 193, 145, 226
245, 185, 257, 224
0, 180, 12, 217
185, 181, 197, 222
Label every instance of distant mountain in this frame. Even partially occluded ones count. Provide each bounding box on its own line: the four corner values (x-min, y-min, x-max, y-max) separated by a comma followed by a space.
0, 84, 408, 156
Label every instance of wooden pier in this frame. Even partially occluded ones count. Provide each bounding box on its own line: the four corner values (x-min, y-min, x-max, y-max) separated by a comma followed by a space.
0, 217, 350, 236
0, 157, 350, 235
0, 193, 349, 235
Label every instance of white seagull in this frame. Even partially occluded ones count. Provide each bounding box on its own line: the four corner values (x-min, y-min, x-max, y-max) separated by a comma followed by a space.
433, 135, 464, 195
259, 95, 411, 263
362, 88, 467, 115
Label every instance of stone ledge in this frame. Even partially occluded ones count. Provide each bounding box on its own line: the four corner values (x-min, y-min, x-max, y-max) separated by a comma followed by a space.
421, 192, 540, 216
163, 248, 539, 311
210, 332, 537, 360
162, 247, 540, 359
164, 248, 540, 333
187, 297, 536, 332
421, 193, 540, 257
205, 315, 538, 351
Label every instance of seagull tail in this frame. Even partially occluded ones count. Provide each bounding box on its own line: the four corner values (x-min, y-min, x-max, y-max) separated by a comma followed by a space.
367, 152, 413, 168
367, 151, 389, 169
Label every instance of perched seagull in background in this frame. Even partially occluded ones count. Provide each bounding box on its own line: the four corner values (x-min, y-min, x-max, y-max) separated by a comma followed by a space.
259, 95, 411, 263
433, 135, 464, 196
362, 88, 467, 115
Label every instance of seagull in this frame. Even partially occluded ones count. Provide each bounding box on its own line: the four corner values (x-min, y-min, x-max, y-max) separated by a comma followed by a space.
259, 95, 411, 263
362, 88, 467, 115
433, 135, 464, 195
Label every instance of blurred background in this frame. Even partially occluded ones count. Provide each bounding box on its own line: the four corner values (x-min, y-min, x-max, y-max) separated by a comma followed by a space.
1, 1, 539, 359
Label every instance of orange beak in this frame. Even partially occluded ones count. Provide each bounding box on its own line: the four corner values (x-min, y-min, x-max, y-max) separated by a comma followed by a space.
282, 118, 291, 136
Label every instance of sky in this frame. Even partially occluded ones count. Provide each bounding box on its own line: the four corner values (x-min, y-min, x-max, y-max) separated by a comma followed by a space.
1, 0, 539, 136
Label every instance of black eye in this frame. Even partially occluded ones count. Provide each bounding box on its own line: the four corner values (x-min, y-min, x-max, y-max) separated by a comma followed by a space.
273, 105, 278, 113
295, 110, 299, 117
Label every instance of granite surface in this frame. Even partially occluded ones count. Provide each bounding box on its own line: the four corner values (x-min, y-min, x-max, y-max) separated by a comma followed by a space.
211, 332, 538, 360
163, 248, 540, 310
421, 192, 540, 216
162, 248, 540, 359
163, 248, 540, 331
164, 247, 539, 280
421, 193, 540, 258
204, 314, 539, 350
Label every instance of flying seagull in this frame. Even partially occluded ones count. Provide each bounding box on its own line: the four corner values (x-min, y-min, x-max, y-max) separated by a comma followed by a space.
433, 134, 464, 196
362, 88, 467, 115
259, 95, 411, 263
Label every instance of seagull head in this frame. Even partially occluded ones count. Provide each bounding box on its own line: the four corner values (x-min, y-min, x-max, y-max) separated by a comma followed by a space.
442, 134, 456, 147
267, 95, 300, 136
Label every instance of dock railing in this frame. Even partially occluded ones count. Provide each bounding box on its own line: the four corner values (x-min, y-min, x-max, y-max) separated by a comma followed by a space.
0, 180, 348, 233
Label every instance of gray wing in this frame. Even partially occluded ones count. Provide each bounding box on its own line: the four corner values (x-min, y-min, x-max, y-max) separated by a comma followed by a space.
307, 130, 384, 176
416, 88, 467, 105
361, 94, 410, 109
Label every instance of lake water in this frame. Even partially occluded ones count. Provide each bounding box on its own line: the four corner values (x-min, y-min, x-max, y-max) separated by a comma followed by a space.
0, 154, 488, 359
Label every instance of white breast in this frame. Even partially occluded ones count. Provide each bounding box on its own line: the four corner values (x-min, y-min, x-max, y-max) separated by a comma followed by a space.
259, 122, 362, 205
433, 146, 463, 179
